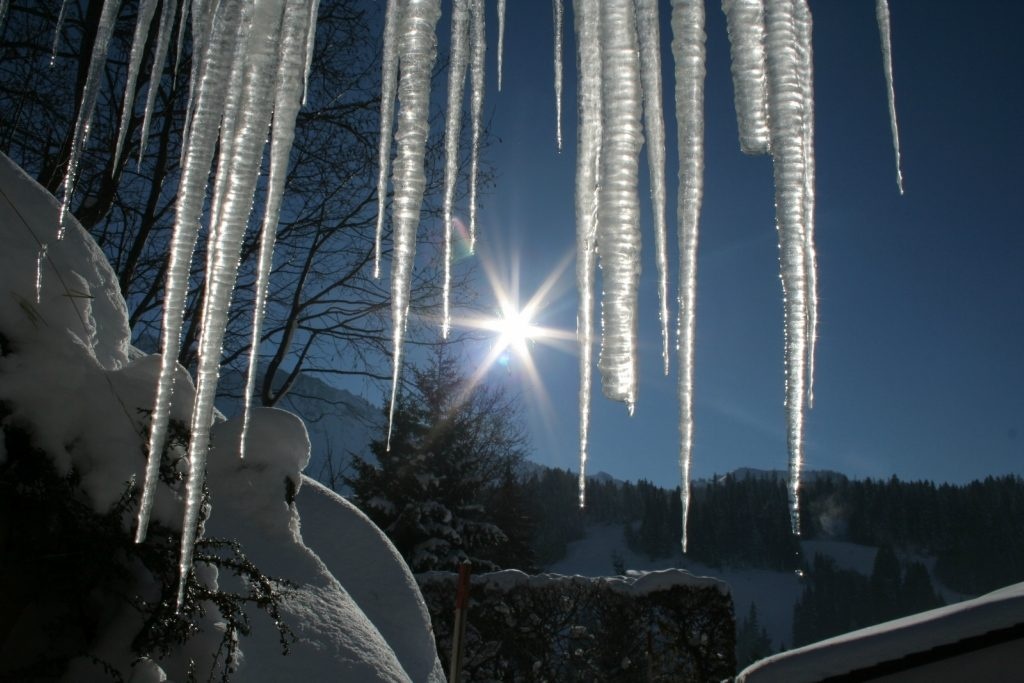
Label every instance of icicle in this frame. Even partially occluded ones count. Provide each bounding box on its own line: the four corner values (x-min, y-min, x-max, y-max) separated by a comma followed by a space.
50, 0, 71, 67
373, 0, 401, 280
240, 0, 314, 460
795, 0, 818, 408
176, 0, 289, 608
671, 0, 706, 554
386, 0, 441, 449
300, 0, 321, 105
35, 244, 47, 304
113, 0, 160, 171
59, 0, 123, 240
467, 0, 485, 251
0, 0, 8, 31
441, 0, 471, 338
721, 0, 770, 155
180, 0, 217, 167
136, 0, 177, 165
875, 0, 903, 194
596, 0, 643, 410
765, 0, 810, 535
636, 0, 670, 376
552, 0, 564, 150
136, 0, 244, 545
572, 0, 602, 506
497, 0, 506, 91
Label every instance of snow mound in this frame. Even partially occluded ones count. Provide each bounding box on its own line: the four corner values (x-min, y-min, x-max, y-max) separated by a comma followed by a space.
0, 151, 130, 370
0, 153, 442, 681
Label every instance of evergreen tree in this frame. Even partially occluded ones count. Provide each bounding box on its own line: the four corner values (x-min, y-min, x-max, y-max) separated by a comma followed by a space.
346, 347, 533, 572
735, 603, 773, 669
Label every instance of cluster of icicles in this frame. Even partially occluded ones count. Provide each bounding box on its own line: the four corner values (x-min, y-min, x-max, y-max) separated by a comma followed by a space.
46, 0, 901, 603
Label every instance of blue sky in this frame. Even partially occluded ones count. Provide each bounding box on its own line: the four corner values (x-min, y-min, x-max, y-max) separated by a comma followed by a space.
454, 0, 1023, 488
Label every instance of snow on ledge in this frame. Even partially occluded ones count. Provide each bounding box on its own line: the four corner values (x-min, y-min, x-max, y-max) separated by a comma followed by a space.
737, 581, 1024, 682
418, 567, 728, 595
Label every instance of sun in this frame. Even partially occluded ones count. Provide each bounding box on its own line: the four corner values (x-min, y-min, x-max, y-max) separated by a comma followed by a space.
488, 304, 539, 356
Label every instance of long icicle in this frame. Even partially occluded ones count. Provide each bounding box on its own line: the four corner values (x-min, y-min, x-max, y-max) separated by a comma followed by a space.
136, 0, 178, 165
386, 0, 441, 449
240, 0, 314, 460
795, 0, 818, 408
136, 0, 244, 544
721, 0, 771, 155
636, 0, 671, 376
58, 0, 123, 239
671, 0, 706, 554
441, 0, 471, 338
572, 0, 602, 507
373, 0, 401, 279
113, 0, 160, 171
467, 0, 485, 251
552, 0, 564, 150
596, 0, 643, 411
497, 0, 506, 91
875, 0, 903, 194
50, 0, 71, 66
178, 0, 289, 608
765, 0, 810, 535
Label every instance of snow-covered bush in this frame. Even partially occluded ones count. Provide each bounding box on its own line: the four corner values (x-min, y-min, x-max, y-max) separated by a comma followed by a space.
0, 414, 292, 681
418, 569, 735, 681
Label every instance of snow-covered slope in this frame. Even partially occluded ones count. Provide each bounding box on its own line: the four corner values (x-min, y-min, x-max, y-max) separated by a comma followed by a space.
0, 151, 442, 682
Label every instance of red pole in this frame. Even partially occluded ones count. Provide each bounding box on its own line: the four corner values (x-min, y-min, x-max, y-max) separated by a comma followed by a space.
449, 561, 472, 682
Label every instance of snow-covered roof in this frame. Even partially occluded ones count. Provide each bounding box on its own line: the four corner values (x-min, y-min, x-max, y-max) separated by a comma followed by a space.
737, 581, 1024, 682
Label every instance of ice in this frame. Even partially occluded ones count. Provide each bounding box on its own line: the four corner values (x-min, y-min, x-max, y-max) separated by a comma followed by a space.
241, 0, 316, 460
671, 0, 706, 553
572, 0, 602, 505
58, 0, 122, 240
722, 0, 771, 155
441, 0, 471, 337
135, 0, 177, 165
765, 0, 812, 535
552, 0, 564, 150
138, 0, 241, 543
50, 0, 70, 66
596, 0, 643, 411
386, 0, 442, 449
467, 0, 486, 250
113, 0, 160, 171
635, 0, 670, 375
497, 0, 506, 91
177, 0, 291, 607
796, 0, 818, 408
373, 0, 401, 279
876, 0, 904, 194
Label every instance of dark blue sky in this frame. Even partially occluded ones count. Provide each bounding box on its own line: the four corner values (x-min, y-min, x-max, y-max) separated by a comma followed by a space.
458, 0, 1023, 488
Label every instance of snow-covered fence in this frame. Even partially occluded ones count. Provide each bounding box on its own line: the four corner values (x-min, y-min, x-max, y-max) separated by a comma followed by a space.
417, 568, 734, 681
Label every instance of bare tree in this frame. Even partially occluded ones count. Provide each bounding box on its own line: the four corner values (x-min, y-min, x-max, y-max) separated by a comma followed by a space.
0, 0, 487, 406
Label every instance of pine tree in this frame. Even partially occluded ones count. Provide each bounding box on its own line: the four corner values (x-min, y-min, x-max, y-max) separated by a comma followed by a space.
346, 347, 533, 572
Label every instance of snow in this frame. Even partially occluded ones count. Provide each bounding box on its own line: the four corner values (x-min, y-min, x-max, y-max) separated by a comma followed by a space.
737, 582, 1024, 681
0, 152, 443, 682
549, 522, 800, 649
